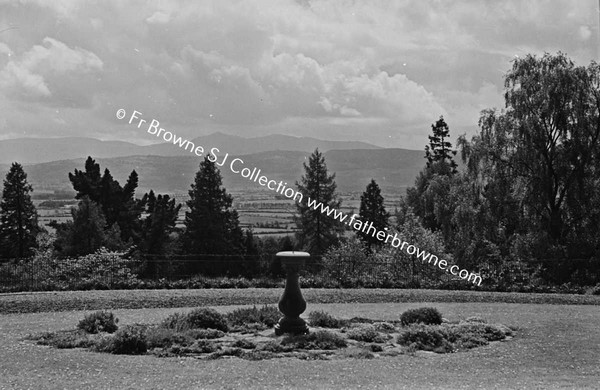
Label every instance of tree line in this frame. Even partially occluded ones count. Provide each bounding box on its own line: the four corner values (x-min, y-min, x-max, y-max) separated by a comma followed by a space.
1, 52, 599, 285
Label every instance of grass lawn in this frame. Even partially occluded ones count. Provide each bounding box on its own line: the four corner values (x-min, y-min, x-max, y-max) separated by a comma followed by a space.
0, 290, 599, 389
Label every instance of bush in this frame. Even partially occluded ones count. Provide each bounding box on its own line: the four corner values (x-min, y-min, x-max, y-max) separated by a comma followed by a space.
145, 327, 194, 349
186, 308, 228, 332
282, 330, 347, 350
308, 311, 346, 328
31, 330, 95, 349
400, 307, 443, 326
105, 325, 148, 354
77, 311, 118, 334
232, 339, 256, 349
397, 325, 452, 353
347, 325, 390, 343
227, 305, 280, 328
185, 328, 225, 340
161, 308, 228, 332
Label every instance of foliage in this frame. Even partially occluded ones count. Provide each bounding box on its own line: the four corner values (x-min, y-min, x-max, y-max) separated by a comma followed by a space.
232, 338, 256, 349
77, 311, 118, 334
226, 305, 280, 328
102, 325, 148, 354
425, 116, 458, 174
52, 196, 128, 257
145, 327, 195, 349
183, 157, 244, 255
139, 190, 181, 257
281, 330, 347, 350
186, 308, 229, 332
295, 149, 343, 256
0, 162, 39, 258
400, 307, 443, 326
322, 236, 370, 281
307, 310, 346, 328
68, 157, 145, 244
357, 179, 389, 249
397, 324, 453, 353
347, 325, 390, 343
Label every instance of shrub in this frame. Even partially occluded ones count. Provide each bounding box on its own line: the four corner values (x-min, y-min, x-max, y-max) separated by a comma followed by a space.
186, 308, 229, 332
308, 311, 346, 328
369, 344, 383, 352
77, 311, 118, 334
397, 325, 452, 353
373, 322, 396, 332
347, 325, 390, 343
145, 327, 194, 349
161, 308, 228, 332
105, 325, 147, 354
282, 330, 347, 350
400, 307, 443, 326
185, 329, 225, 340
232, 339, 256, 349
227, 305, 280, 328
31, 330, 95, 349
160, 312, 189, 332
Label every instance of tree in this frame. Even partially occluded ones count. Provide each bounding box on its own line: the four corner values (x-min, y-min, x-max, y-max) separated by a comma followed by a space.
406, 117, 459, 231
357, 179, 389, 249
68, 157, 145, 244
295, 149, 343, 256
139, 190, 181, 255
425, 116, 458, 174
51, 196, 125, 256
183, 157, 244, 255
462, 52, 600, 257
0, 163, 39, 258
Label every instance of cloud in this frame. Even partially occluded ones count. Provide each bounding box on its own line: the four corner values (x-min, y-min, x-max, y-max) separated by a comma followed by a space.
0, 0, 596, 148
0, 37, 102, 102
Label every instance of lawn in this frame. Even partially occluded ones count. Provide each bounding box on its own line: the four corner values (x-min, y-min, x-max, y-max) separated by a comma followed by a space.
0, 290, 599, 389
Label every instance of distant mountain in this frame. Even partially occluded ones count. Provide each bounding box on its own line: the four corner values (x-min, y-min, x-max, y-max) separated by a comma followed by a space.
0, 133, 381, 164
0, 137, 148, 165
5, 148, 427, 195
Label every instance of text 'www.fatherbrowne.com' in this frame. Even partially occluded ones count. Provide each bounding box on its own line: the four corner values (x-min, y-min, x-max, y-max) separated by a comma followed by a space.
117, 108, 482, 286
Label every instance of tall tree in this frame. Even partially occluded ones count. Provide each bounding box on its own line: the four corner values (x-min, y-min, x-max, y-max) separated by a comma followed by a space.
51, 196, 125, 256
460, 53, 600, 257
295, 149, 343, 256
68, 157, 144, 243
357, 179, 389, 249
0, 163, 39, 258
406, 117, 459, 231
183, 157, 244, 254
140, 190, 181, 255
425, 116, 458, 174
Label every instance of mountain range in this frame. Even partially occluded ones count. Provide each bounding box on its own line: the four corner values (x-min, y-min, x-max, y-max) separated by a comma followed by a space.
0, 133, 432, 195
0, 133, 381, 165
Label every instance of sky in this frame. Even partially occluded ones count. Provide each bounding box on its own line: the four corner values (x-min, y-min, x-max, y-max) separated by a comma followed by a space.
0, 0, 597, 149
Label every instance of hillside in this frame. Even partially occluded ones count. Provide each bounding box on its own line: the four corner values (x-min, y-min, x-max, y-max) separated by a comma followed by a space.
4, 148, 427, 196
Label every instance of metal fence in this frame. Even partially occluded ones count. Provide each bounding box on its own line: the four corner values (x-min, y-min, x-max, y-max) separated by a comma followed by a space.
0, 254, 598, 292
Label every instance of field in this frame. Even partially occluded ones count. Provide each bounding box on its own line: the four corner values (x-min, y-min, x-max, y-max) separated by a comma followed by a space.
1, 289, 599, 389
33, 190, 403, 238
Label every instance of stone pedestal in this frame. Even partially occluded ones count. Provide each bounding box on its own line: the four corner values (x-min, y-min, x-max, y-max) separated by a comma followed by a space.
274, 251, 310, 336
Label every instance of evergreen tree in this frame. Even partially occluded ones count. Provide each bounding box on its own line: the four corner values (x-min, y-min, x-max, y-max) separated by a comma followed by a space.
295, 149, 343, 256
51, 196, 125, 256
140, 190, 181, 255
406, 116, 459, 231
0, 163, 39, 258
68, 157, 144, 243
183, 157, 244, 254
425, 116, 458, 175
357, 179, 389, 249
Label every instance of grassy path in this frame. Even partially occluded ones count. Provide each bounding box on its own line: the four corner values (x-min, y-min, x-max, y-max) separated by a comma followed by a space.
1, 288, 599, 314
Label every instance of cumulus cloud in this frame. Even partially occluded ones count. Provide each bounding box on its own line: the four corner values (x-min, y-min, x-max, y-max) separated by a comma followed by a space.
0, 37, 102, 101
0, 0, 596, 147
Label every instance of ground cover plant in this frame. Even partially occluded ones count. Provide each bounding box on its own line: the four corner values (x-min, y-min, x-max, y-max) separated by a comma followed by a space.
25, 305, 515, 360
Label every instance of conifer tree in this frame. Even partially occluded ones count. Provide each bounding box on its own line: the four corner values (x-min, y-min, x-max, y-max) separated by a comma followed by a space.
140, 190, 181, 255
295, 149, 343, 256
425, 116, 458, 174
183, 157, 244, 254
0, 163, 39, 258
357, 179, 389, 249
